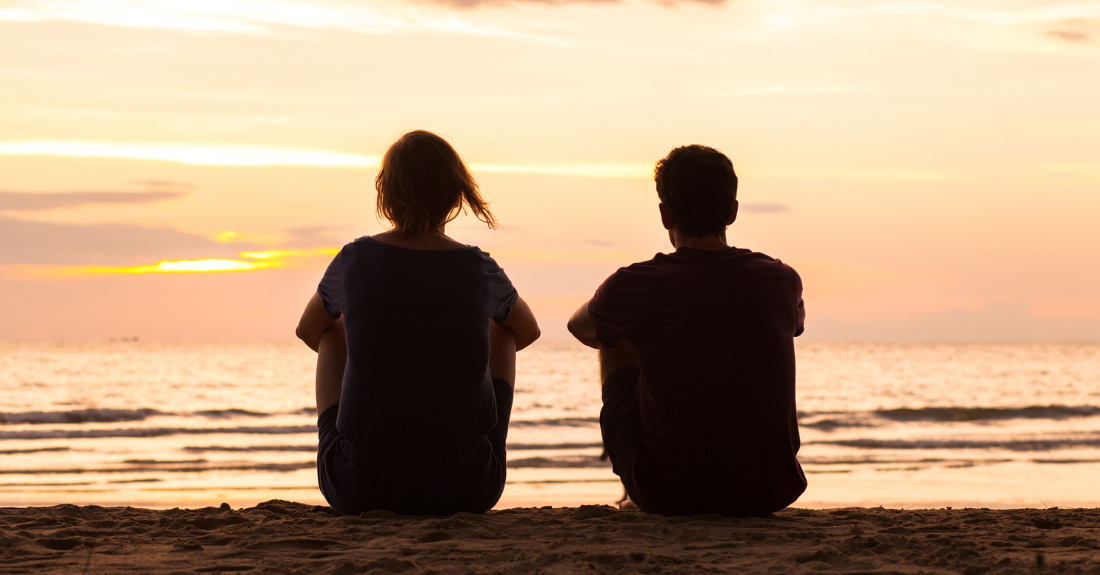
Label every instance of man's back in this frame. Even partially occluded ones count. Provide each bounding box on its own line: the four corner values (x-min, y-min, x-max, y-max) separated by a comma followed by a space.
588, 246, 806, 515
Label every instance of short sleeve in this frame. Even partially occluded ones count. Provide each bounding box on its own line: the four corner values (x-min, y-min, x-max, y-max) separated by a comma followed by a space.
483, 254, 518, 324
587, 271, 630, 348
317, 246, 346, 319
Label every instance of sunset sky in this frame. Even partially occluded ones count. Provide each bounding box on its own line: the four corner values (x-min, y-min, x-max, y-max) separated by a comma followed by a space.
1, 0, 1098, 341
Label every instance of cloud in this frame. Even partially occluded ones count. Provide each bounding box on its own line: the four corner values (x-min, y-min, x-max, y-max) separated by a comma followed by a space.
425, 0, 726, 8
0, 191, 185, 211
426, 0, 617, 7
0, 141, 381, 168
0, 0, 540, 38
740, 203, 789, 214
1044, 18, 1096, 43
1047, 29, 1090, 42
0, 140, 652, 177
284, 227, 350, 249
0, 215, 260, 266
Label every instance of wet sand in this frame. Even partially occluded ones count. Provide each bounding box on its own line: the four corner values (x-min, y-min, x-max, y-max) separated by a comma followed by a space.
1, 501, 1098, 574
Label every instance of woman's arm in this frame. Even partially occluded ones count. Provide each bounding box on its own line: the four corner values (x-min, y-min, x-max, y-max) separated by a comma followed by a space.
500, 295, 540, 351
296, 291, 337, 352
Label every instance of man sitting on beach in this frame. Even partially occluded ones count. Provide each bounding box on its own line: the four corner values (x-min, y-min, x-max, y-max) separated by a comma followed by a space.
567, 144, 807, 516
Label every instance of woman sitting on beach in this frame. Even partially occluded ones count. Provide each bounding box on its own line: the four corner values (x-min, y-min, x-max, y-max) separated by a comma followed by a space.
296, 130, 540, 515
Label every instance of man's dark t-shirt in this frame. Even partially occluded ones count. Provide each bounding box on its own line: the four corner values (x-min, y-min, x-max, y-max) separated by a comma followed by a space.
318, 237, 518, 451
588, 246, 806, 515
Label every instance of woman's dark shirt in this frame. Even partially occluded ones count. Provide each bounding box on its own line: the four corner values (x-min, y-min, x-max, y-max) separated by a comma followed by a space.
317, 237, 518, 453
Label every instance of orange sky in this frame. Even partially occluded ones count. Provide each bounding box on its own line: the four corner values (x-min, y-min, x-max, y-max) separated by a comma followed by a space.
1, 0, 1098, 340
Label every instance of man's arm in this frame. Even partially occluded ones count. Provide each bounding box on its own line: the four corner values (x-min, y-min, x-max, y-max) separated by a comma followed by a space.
567, 300, 601, 349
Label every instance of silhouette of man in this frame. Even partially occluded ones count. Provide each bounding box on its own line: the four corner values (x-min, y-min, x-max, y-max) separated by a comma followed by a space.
568, 145, 806, 516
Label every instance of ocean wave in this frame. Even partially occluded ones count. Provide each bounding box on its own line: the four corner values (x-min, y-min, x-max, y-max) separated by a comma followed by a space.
509, 417, 600, 428
0, 408, 166, 425
0, 461, 316, 475
181, 442, 607, 454
810, 434, 1100, 451
508, 442, 604, 451
0, 407, 322, 426
799, 404, 1100, 430
507, 455, 611, 469
876, 405, 1100, 422
183, 445, 317, 453
0, 446, 70, 455
194, 409, 269, 419
0, 425, 317, 440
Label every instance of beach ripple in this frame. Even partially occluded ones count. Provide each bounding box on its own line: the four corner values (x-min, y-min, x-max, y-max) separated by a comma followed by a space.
0, 502, 1098, 573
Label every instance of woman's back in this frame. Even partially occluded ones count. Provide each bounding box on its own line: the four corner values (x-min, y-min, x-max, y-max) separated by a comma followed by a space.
319, 237, 517, 450
297, 129, 539, 515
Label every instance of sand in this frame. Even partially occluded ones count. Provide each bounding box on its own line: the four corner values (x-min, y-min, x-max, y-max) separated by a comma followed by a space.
1, 501, 1098, 574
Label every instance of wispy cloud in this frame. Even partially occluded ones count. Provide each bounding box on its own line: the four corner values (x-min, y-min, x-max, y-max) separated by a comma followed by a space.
0, 215, 257, 266
425, 0, 723, 8
740, 203, 789, 214
0, 0, 542, 38
0, 141, 381, 167
470, 162, 650, 178
0, 214, 340, 278
712, 85, 865, 98
0, 140, 652, 177
1047, 29, 1089, 42
283, 227, 350, 249
1045, 18, 1096, 43
756, 167, 971, 181
0, 190, 184, 211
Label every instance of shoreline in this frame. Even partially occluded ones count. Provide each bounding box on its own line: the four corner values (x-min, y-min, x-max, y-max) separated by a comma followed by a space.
2, 501, 1097, 573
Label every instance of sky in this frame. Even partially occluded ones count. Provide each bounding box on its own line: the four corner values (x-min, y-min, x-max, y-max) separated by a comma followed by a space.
0, 0, 1098, 341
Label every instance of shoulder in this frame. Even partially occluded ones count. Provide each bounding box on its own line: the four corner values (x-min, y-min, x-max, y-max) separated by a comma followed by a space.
472, 247, 506, 271
593, 253, 668, 297
740, 250, 803, 289
334, 236, 374, 256
614, 252, 671, 276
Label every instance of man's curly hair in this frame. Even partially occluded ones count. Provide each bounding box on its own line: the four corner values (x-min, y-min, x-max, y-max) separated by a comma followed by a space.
654, 145, 738, 238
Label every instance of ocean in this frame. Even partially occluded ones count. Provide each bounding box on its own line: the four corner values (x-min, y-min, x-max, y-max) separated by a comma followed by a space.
1, 340, 1098, 509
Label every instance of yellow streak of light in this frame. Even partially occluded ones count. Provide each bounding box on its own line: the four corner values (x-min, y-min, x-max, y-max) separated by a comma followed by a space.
1, 248, 346, 280
73, 258, 275, 276
240, 248, 340, 260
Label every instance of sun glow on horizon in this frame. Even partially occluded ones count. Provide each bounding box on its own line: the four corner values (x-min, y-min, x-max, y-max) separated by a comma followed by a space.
0, 248, 346, 280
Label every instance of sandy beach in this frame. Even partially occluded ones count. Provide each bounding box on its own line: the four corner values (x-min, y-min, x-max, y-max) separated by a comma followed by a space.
2, 501, 1097, 574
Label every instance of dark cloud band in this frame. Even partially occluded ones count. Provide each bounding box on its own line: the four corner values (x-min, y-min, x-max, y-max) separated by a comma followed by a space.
0, 191, 185, 211
0, 216, 258, 266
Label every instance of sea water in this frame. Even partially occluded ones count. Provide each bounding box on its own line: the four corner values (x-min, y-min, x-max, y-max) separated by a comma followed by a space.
1, 340, 1098, 509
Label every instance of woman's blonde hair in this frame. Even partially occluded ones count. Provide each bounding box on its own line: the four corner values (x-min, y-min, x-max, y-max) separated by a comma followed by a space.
375, 130, 496, 234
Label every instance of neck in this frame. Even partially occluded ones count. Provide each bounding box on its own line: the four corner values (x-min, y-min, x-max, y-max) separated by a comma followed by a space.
670, 229, 729, 251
